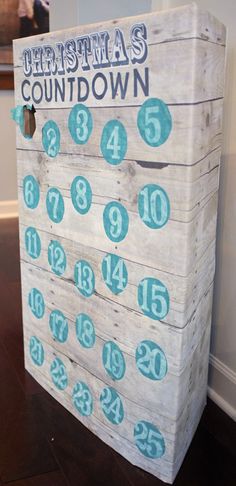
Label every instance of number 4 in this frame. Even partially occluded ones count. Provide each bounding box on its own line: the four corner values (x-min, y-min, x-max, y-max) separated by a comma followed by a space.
107, 125, 121, 159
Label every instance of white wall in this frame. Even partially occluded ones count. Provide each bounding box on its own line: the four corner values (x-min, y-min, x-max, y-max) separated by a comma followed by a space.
50, 0, 152, 30
0, 89, 17, 212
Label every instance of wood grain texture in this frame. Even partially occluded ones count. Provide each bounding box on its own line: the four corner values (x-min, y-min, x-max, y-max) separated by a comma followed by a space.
13, 4, 226, 484
13, 39, 225, 107
23, 318, 211, 484
15, 101, 223, 166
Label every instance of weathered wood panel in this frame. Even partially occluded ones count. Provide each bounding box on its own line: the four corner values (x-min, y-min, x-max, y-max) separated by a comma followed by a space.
23, 317, 211, 483
13, 3, 225, 483
18, 182, 218, 277
15, 101, 223, 165
13, 39, 225, 107
17, 148, 220, 221
19, 225, 215, 328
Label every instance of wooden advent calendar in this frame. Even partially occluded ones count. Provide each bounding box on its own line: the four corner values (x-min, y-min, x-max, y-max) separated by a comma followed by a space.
13, 4, 226, 483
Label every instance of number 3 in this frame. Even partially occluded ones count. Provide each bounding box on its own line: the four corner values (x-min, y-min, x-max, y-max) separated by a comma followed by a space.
68, 104, 93, 144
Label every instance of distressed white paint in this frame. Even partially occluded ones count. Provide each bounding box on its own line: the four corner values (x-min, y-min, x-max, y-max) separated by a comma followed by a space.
13, 4, 226, 483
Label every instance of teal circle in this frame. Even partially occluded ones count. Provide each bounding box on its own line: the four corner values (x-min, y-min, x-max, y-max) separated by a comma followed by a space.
42, 120, 60, 157
100, 120, 127, 165
46, 187, 65, 223
71, 176, 92, 215
102, 341, 126, 381
74, 260, 95, 297
50, 357, 68, 390
72, 381, 93, 416
48, 240, 67, 276
135, 340, 168, 380
25, 227, 41, 259
103, 201, 129, 242
102, 253, 128, 295
100, 386, 124, 425
23, 175, 40, 209
138, 278, 169, 321
68, 104, 93, 144
12, 105, 33, 139
28, 288, 45, 319
138, 184, 170, 229
134, 421, 165, 458
76, 313, 95, 348
29, 336, 44, 366
137, 98, 172, 147
49, 309, 68, 343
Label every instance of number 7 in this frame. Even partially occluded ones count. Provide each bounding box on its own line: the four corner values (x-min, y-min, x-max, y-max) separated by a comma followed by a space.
48, 191, 59, 220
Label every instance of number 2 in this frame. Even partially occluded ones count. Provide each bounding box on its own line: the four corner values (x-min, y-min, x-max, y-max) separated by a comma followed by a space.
42, 120, 60, 157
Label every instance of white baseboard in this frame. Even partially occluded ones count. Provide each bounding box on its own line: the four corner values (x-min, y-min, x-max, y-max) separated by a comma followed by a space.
208, 353, 236, 421
0, 200, 18, 219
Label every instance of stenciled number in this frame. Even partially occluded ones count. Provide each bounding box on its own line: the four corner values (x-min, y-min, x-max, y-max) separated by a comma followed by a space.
68, 104, 93, 144
135, 340, 168, 380
74, 260, 95, 297
42, 120, 60, 157
28, 288, 45, 319
25, 227, 41, 259
100, 387, 124, 425
50, 357, 68, 390
72, 381, 93, 416
23, 175, 40, 209
29, 336, 44, 366
71, 176, 92, 215
49, 310, 68, 343
138, 278, 169, 320
137, 98, 172, 147
138, 184, 170, 229
134, 421, 165, 459
76, 313, 95, 348
101, 120, 127, 165
102, 341, 126, 381
102, 253, 128, 294
48, 240, 66, 276
46, 187, 64, 223
103, 201, 129, 242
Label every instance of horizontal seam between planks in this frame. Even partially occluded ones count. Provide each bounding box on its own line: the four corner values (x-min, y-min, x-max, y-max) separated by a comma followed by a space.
17, 183, 219, 221
21, 256, 215, 329
31, 97, 223, 110
148, 36, 225, 47
13, 34, 226, 72
19, 223, 216, 280
25, 353, 184, 427
15, 144, 222, 168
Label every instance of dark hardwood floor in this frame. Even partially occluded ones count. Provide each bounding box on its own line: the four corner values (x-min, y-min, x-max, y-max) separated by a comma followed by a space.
0, 218, 235, 486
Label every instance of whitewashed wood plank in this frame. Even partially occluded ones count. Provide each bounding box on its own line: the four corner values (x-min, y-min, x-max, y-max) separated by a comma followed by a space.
13, 38, 225, 108
23, 317, 210, 483
15, 100, 223, 165
19, 223, 215, 328
18, 181, 218, 277
20, 253, 213, 375
16, 148, 220, 222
